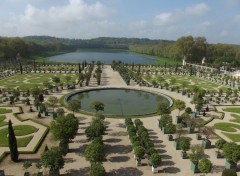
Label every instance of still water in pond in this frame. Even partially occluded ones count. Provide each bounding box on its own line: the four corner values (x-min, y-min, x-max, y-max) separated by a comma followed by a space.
69, 89, 171, 116
48, 52, 155, 64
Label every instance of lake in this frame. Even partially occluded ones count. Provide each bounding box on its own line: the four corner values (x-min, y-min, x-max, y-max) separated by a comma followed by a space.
48, 51, 155, 64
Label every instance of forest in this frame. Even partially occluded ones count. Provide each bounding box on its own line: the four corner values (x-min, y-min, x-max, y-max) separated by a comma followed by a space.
0, 35, 239, 67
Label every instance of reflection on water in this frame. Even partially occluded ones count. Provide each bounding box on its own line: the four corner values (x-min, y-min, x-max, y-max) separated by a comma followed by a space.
70, 89, 170, 116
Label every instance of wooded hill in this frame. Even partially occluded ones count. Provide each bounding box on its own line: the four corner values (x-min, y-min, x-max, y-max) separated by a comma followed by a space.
0, 35, 239, 67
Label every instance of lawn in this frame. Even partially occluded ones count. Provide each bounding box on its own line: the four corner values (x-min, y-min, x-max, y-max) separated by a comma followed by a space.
0, 108, 12, 114
222, 132, 240, 142
0, 125, 38, 147
129, 52, 181, 65
144, 75, 228, 92
0, 73, 78, 91
223, 108, 240, 114
214, 122, 240, 132
230, 114, 240, 123
0, 116, 8, 127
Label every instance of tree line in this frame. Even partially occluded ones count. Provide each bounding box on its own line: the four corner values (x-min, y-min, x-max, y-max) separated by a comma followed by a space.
129, 36, 240, 67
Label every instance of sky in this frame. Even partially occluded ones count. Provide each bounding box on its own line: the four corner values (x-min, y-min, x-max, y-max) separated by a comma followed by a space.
0, 0, 240, 44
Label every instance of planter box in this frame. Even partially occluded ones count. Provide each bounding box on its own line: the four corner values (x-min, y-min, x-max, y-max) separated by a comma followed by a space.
181, 151, 188, 159
215, 151, 222, 159
202, 139, 211, 149
190, 162, 199, 173
196, 134, 202, 140
136, 159, 142, 166
225, 161, 237, 170
175, 116, 182, 124
152, 166, 158, 173
0, 170, 5, 176
173, 141, 180, 150
187, 127, 194, 134
168, 135, 173, 141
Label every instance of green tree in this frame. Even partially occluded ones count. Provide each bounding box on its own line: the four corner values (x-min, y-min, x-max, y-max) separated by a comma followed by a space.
198, 158, 213, 174
67, 99, 81, 114
52, 76, 61, 86
150, 153, 161, 167
89, 163, 106, 176
50, 114, 78, 141
215, 139, 226, 151
46, 96, 59, 114
64, 75, 71, 86
175, 100, 186, 116
40, 147, 64, 176
223, 142, 240, 164
85, 142, 105, 164
8, 120, 18, 162
85, 119, 106, 140
189, 144, 205, 165
56, 108, 65, 117
90, 101, 105, 112
157, 102, 170, 115
134, 146, 145, 160
179, 137, 190, 152
23, 161, 32, 172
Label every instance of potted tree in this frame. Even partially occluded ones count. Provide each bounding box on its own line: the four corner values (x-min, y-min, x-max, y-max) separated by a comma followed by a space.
164, 123, 176, 134
150, 153, 161, 173
186, 118, 197, 134
189, 144, 205, 173
174, 124, 185, 150
215, 139, 226, 158
198, 158, 213, 175
40, 147, 64, 176
175, 100, 186, 124
23, 161, 32, 176
179, 137, 190, 159
89, 163, 106, 176
223, 142, 240, 170
134, 146, 145, 166
201, 126, 215, 149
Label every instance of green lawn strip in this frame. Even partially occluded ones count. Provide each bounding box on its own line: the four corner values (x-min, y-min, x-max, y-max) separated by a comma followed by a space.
214, 122, 240, 132
0, 116, 8, 127
0, 125, 37, 147
222, 132, 240, 142
0, 73, 78, 90
230, 113, 240, 123
0, 108, 12, 114
223, 108, 240, 114
129, 52, 180, 65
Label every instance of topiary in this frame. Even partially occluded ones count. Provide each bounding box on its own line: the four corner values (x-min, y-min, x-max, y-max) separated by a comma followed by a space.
215, 139, 226, 151
198, 158, 212, 174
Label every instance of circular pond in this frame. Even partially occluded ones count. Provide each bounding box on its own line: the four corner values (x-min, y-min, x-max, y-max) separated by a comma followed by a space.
67, 88, 172, 116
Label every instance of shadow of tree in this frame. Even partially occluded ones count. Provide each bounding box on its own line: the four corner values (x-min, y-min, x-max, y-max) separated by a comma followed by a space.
108, 167, 144, 176
116, 123, 125, 128
68, 144, 88, 156
109, 156, 130, 162
64, 158, 77, 163
161, 154, 172, 160
64, 167, 89, 176
161, 160, 175, 166
162, 167, 181, 173
109, 131, 128, 137
104, 138, 122, 143
212, 165, 225, 173
105, 144, 132, 154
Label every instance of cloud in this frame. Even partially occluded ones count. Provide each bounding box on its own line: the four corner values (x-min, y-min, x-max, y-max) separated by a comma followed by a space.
154, 3, 210, 26
0, 0, 116, 38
